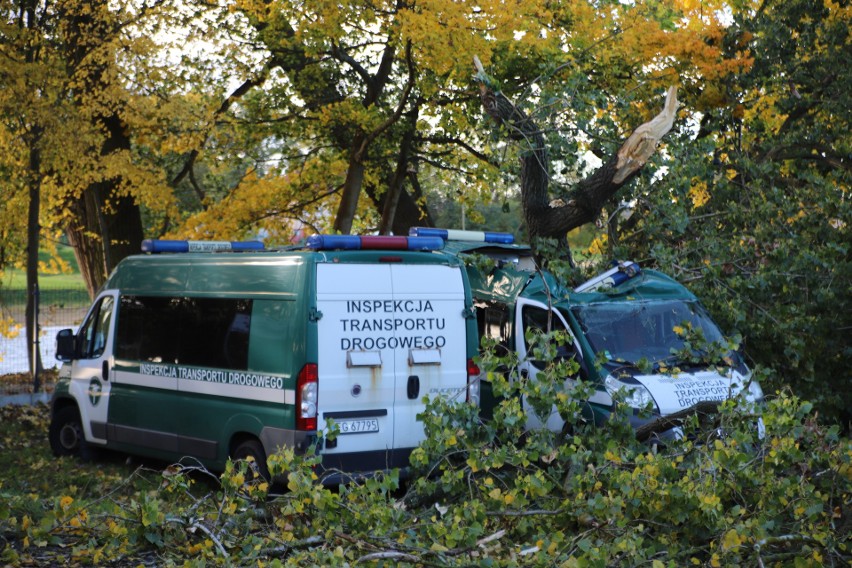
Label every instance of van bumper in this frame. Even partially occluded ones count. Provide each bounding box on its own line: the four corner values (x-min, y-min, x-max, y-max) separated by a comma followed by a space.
317, 448, 414, 486
259, 427, 317, 456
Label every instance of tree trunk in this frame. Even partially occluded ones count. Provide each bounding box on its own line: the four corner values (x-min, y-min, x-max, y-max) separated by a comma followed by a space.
475, 55, 677, 262
60, 3, 144, 296
25, 131, 44, 387
63, 113, 144, 298
22, 3, 43, 386
65, 177, 144, 298
65, 194, 107, 301
96, 112, 144, 273
378, 109, 418, 234
333, 135, 368, 235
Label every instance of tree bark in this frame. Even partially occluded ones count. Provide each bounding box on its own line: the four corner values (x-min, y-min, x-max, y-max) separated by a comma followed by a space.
378, 107, 418, 234
25, 129, 44, 385
474, 56, 677, 261
333, 138, 368, 234
22, 2, 43, 385
64, 120, 144, 298
64, 190, 106, 300
61, 1, 144, 296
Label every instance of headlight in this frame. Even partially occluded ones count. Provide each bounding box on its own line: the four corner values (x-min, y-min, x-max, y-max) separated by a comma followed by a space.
605, 375, 658, 410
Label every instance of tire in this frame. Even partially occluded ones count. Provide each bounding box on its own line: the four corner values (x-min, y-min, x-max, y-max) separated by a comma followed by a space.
232, 438, 271, 482
49, 406, 88, 458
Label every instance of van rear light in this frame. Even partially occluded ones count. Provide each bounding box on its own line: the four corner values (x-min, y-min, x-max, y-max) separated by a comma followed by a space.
466, 358, 481, 405
296, 363, 318, 431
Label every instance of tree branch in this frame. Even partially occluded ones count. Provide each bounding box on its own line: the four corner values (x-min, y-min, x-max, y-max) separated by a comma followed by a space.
421, 135, 497, 165
171, 69, 270, 188
356, 40, 414, 161
474, 54, 678, 252
614, 86, 678, 183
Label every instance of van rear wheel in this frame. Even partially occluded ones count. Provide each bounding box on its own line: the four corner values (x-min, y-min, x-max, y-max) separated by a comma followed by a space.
49, 406, 87, 458
232, 439, 271, 482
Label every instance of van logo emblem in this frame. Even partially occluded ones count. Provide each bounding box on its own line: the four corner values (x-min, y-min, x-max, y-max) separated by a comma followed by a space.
88, 378, 103, 406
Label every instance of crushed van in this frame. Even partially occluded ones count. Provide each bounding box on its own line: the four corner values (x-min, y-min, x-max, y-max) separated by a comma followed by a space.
411, 227, 765, 440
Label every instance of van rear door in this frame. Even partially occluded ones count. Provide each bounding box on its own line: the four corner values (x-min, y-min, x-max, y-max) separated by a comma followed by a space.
390, 264, 468, 450
316, 263, 397, 467
315, 262, 467, 471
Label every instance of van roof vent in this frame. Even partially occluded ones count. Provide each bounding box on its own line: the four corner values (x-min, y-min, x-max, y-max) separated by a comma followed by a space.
141, 239, 265, 253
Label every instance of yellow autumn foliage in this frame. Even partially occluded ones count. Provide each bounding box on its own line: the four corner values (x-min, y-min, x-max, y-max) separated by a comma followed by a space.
0, 0, 783, 284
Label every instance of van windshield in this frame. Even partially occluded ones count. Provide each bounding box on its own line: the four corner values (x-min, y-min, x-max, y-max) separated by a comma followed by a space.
570, 300, 726, 364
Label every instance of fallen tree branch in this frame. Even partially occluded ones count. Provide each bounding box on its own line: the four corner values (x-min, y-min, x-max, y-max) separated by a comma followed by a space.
356, 551, 420, 563
613, 86, 678, 183
473, 55, 678, 260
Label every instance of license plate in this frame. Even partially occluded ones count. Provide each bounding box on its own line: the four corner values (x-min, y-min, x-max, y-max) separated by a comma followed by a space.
336, 418, 379, 434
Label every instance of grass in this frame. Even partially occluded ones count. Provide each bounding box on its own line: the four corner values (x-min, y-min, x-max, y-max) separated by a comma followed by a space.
0, 404, 139, 499
1, 247, 89, 322
0, 245, 86, 292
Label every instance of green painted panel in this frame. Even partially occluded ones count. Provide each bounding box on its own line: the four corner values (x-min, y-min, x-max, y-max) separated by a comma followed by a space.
248, 299, 305, 377
105, 257, 189, 293
176, 392, 291, 467
186, 257, 305, 296
105, 253, 308, 297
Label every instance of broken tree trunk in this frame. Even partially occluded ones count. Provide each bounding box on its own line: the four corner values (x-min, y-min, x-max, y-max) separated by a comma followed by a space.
474, 56, 677, 263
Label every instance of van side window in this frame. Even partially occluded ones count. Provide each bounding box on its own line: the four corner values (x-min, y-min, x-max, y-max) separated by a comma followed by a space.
521, 306, 577, 371
182, 298, 252, 369
116, 296, 182, 364
79, 296, 114, 359
475, 302, 511, 356
116, 295, 252, 370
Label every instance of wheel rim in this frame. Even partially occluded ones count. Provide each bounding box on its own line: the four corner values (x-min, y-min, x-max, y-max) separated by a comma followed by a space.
59, 423, 81, 451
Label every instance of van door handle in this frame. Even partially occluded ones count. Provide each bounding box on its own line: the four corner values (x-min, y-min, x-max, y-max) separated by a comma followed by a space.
102, 360, 110, 382
407, 375, 420, 400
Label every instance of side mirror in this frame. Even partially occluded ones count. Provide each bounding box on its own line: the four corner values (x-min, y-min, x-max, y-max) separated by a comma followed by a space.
55, 329, 77, 361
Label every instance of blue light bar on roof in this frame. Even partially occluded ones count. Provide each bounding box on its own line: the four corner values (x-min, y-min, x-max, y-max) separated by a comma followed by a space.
305, 235, 444, 251
408, 227, 514, 244
573, 260, 641, 293
141, 239, 265, 253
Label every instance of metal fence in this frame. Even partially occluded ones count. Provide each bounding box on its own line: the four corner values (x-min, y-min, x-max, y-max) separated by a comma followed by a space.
1, 288, 91, 375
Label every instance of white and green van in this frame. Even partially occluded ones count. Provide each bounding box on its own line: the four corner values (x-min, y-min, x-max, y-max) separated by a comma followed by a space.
49, 236, 480, 482
410, 227, 764, 441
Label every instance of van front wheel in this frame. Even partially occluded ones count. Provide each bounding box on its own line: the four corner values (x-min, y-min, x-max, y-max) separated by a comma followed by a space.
232, 439, 270, 482
49, 406, 86, 457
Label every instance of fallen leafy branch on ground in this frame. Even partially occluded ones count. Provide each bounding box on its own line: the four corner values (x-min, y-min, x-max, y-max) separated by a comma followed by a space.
0, 379, 849, 567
